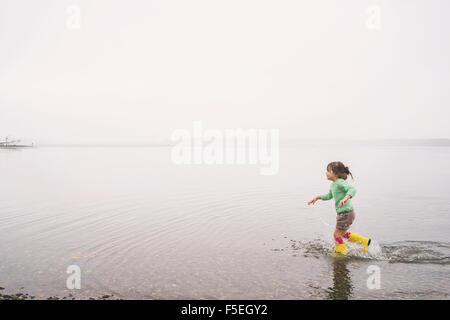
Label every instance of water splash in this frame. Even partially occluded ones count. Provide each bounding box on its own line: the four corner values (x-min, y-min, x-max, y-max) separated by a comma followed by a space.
382, 241, 450, 265
284, 238, 450, 265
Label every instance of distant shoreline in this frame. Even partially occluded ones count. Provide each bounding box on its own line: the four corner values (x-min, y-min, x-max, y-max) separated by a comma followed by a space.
31, 139, 450, 148
0, 145, 33, 148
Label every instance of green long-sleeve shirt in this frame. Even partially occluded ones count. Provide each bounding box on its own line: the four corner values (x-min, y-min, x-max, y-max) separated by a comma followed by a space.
320, 178, 356, 213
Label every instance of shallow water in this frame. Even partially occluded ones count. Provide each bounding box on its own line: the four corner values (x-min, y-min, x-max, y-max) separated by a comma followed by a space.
0, 145, 449, 299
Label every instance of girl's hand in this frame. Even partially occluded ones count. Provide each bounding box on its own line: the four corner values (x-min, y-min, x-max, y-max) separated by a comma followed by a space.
308, 196, 319, 205
339, 195, 351, 208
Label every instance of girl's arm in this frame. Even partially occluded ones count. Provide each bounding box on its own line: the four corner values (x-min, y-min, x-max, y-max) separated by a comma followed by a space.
339, 179, 356, 198
308, 190, 332, 205
338, 180, 356, 207
320, 189, 333, 200
308, 195, 321, 205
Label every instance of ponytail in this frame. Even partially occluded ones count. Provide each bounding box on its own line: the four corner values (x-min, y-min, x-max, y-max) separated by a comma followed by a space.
344, 166, 354, 180
327, 162, 354, 180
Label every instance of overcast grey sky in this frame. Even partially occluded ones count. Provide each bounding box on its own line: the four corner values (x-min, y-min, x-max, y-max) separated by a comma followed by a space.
0, 0, 449, 144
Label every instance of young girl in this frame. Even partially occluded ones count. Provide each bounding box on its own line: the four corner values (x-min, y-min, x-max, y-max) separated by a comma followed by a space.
308, 161, 371, 254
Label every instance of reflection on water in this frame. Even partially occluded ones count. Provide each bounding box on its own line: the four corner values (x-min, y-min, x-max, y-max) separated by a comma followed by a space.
326, 258, 353, 300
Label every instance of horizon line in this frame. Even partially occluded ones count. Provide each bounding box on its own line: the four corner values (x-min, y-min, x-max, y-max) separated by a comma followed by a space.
29, 138, 450, 147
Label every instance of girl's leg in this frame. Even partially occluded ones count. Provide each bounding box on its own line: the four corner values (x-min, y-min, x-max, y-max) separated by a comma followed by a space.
335, 212, 352, 247
333, 229, 348, 253
343, 231, 371, 251
334, 229, 347, 242
338, 211, 371, 251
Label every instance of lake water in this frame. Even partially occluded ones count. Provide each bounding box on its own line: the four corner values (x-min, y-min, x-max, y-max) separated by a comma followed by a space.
0, 145, 449, 299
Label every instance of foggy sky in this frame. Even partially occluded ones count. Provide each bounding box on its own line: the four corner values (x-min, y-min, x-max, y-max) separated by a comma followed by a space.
0, 0, 449, 144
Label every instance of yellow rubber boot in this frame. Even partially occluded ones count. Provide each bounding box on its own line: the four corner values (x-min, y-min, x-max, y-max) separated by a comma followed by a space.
348, 233, 371, 252
334, 243, 348, 255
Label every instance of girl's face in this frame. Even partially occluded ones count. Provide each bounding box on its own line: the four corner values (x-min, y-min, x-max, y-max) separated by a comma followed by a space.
326, 168, 337, 181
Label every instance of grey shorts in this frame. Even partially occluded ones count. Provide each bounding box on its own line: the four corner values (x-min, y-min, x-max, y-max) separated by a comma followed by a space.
336, 210, 355, 230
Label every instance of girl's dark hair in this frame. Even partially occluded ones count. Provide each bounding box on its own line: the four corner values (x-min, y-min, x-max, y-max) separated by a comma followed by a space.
327, 161, 353, 180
